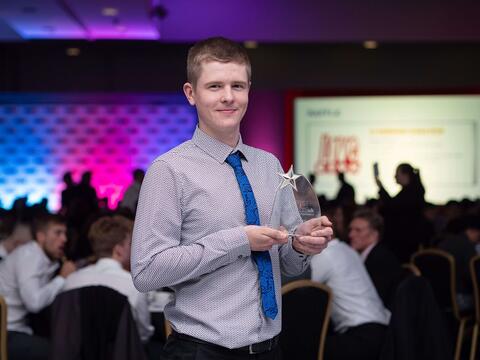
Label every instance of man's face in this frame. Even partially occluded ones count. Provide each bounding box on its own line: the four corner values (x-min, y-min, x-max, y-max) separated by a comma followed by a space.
37, 223, 67, 260
466, 228, 480, 243
348, 218, 378, 252
183, 61, 250, 144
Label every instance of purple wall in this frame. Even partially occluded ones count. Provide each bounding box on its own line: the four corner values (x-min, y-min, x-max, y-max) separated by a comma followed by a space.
242, 91, 286, 165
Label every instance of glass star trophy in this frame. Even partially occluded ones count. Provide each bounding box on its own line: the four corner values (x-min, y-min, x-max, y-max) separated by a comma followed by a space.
269, 166, 321, 236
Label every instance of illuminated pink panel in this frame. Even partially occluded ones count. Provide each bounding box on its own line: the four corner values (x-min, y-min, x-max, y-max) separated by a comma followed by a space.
0, 99, 197, 211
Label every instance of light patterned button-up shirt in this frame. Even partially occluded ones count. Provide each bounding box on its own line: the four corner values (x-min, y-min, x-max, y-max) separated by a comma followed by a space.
131, 127, 309, 348
0, 241, 64, 334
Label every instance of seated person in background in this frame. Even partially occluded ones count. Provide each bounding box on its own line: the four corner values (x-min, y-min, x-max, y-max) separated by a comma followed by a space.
0, 219, 32, 260
63, 215, 154, 342
348, 208, 402, 308
438, 215, 480, 311
311, 238, 390, 360
0, 214, 76, 360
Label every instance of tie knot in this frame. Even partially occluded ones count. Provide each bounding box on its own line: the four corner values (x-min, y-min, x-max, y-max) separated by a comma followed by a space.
225, 152, 242, 169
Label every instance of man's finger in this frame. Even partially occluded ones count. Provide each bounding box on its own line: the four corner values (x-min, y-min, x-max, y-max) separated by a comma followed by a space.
296, 235, 330, 247
311, 228, 334, 238
262, 227, 288, 241
319, 215, 333, 226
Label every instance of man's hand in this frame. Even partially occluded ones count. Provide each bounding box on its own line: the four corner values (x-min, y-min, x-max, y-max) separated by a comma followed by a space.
245, 225, 288, 251
59, 260, 76, 278
293, 216, 333, 255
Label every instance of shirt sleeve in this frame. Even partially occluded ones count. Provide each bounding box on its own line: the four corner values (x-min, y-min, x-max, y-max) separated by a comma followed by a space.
130, 293, 155, 343
310, 252, 333, 284
279, 236, 311, 277
17, 257, 65, 313
131, 159, 251, 292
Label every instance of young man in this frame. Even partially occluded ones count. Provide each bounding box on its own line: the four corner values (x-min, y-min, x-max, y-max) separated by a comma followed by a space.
311, 237, 391, 360
0, 214, 76, 360
348, 209, 401, 307
131, 37, 333, 359
62, 215, 154, 342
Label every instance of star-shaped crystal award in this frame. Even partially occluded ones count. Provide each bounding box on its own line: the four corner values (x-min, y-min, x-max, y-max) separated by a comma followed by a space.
269, 165, 321, 234
278, 165, 301, 191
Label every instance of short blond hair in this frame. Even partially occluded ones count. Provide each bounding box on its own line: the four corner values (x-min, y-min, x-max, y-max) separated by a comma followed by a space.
88, 215, 133, 258
186, 37, 251, 86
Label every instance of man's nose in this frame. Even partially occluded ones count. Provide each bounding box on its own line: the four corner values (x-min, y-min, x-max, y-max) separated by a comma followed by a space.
221, 87, 234, 102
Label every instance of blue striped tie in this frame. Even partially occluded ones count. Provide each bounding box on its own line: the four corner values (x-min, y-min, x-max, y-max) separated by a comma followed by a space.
225, 151, 278, 319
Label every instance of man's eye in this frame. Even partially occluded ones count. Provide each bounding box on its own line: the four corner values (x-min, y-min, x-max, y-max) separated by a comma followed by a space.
209, 84, 220, 89
233, 84, 245, 89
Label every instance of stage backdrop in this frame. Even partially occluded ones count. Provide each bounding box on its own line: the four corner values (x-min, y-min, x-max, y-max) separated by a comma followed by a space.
294, 95, 480, 204
0, 94, 197, 211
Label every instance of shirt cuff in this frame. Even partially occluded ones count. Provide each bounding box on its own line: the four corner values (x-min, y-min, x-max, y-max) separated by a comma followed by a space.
223, 226, 251, 262
288, 236, 310, 260
52, 275, 66, 289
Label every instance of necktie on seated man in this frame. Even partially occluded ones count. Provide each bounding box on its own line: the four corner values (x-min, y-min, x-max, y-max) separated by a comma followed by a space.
225, 151, 278, 319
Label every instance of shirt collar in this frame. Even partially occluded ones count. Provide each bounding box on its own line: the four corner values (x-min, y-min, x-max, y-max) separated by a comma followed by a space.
96, 257, 123, 270
192, 126, 251, 164
360, 241, 377, 262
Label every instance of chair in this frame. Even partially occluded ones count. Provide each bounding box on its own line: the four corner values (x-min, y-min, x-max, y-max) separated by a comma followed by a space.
411, 249, 470, 360
401, 263, 421, 277
469, 255, 480, 360
164, 319, 172, 339
0, 295, 7, 360
50, 286, 147, 360
281, 280, 332, 360
380, 275, 452, 360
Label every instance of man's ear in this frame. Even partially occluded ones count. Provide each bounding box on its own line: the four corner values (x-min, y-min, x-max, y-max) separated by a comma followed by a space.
112, 243, 121, 258
183, 82, 196, 106
36, 231, 46, 246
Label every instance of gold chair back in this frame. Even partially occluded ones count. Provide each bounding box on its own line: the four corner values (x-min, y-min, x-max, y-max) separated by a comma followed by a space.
281, 280, 332, 360
468, 255, 480, 360
0, 295, 7, 360
411, 248, 468, 360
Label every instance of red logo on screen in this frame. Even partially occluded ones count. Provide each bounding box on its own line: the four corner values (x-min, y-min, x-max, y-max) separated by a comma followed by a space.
315, 134, 360, 174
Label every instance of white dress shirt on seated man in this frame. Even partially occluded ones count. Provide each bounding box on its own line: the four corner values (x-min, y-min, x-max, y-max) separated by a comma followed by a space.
310, 239, 391, 333
63, 257, 154, 342
0, 241, 65, 334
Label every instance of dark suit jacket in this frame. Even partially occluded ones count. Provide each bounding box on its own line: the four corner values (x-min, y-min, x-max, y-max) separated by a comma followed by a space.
365, 242, 402, 308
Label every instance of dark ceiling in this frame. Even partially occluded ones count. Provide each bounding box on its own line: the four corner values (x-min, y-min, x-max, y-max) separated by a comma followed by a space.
1, 0, 480, 43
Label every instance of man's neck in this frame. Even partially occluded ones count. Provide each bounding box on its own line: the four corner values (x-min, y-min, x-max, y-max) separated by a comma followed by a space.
198, 125, 240, 148
2, 238, 16, 253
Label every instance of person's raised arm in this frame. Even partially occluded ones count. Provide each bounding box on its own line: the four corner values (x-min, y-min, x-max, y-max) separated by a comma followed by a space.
18, 260, 74, 313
